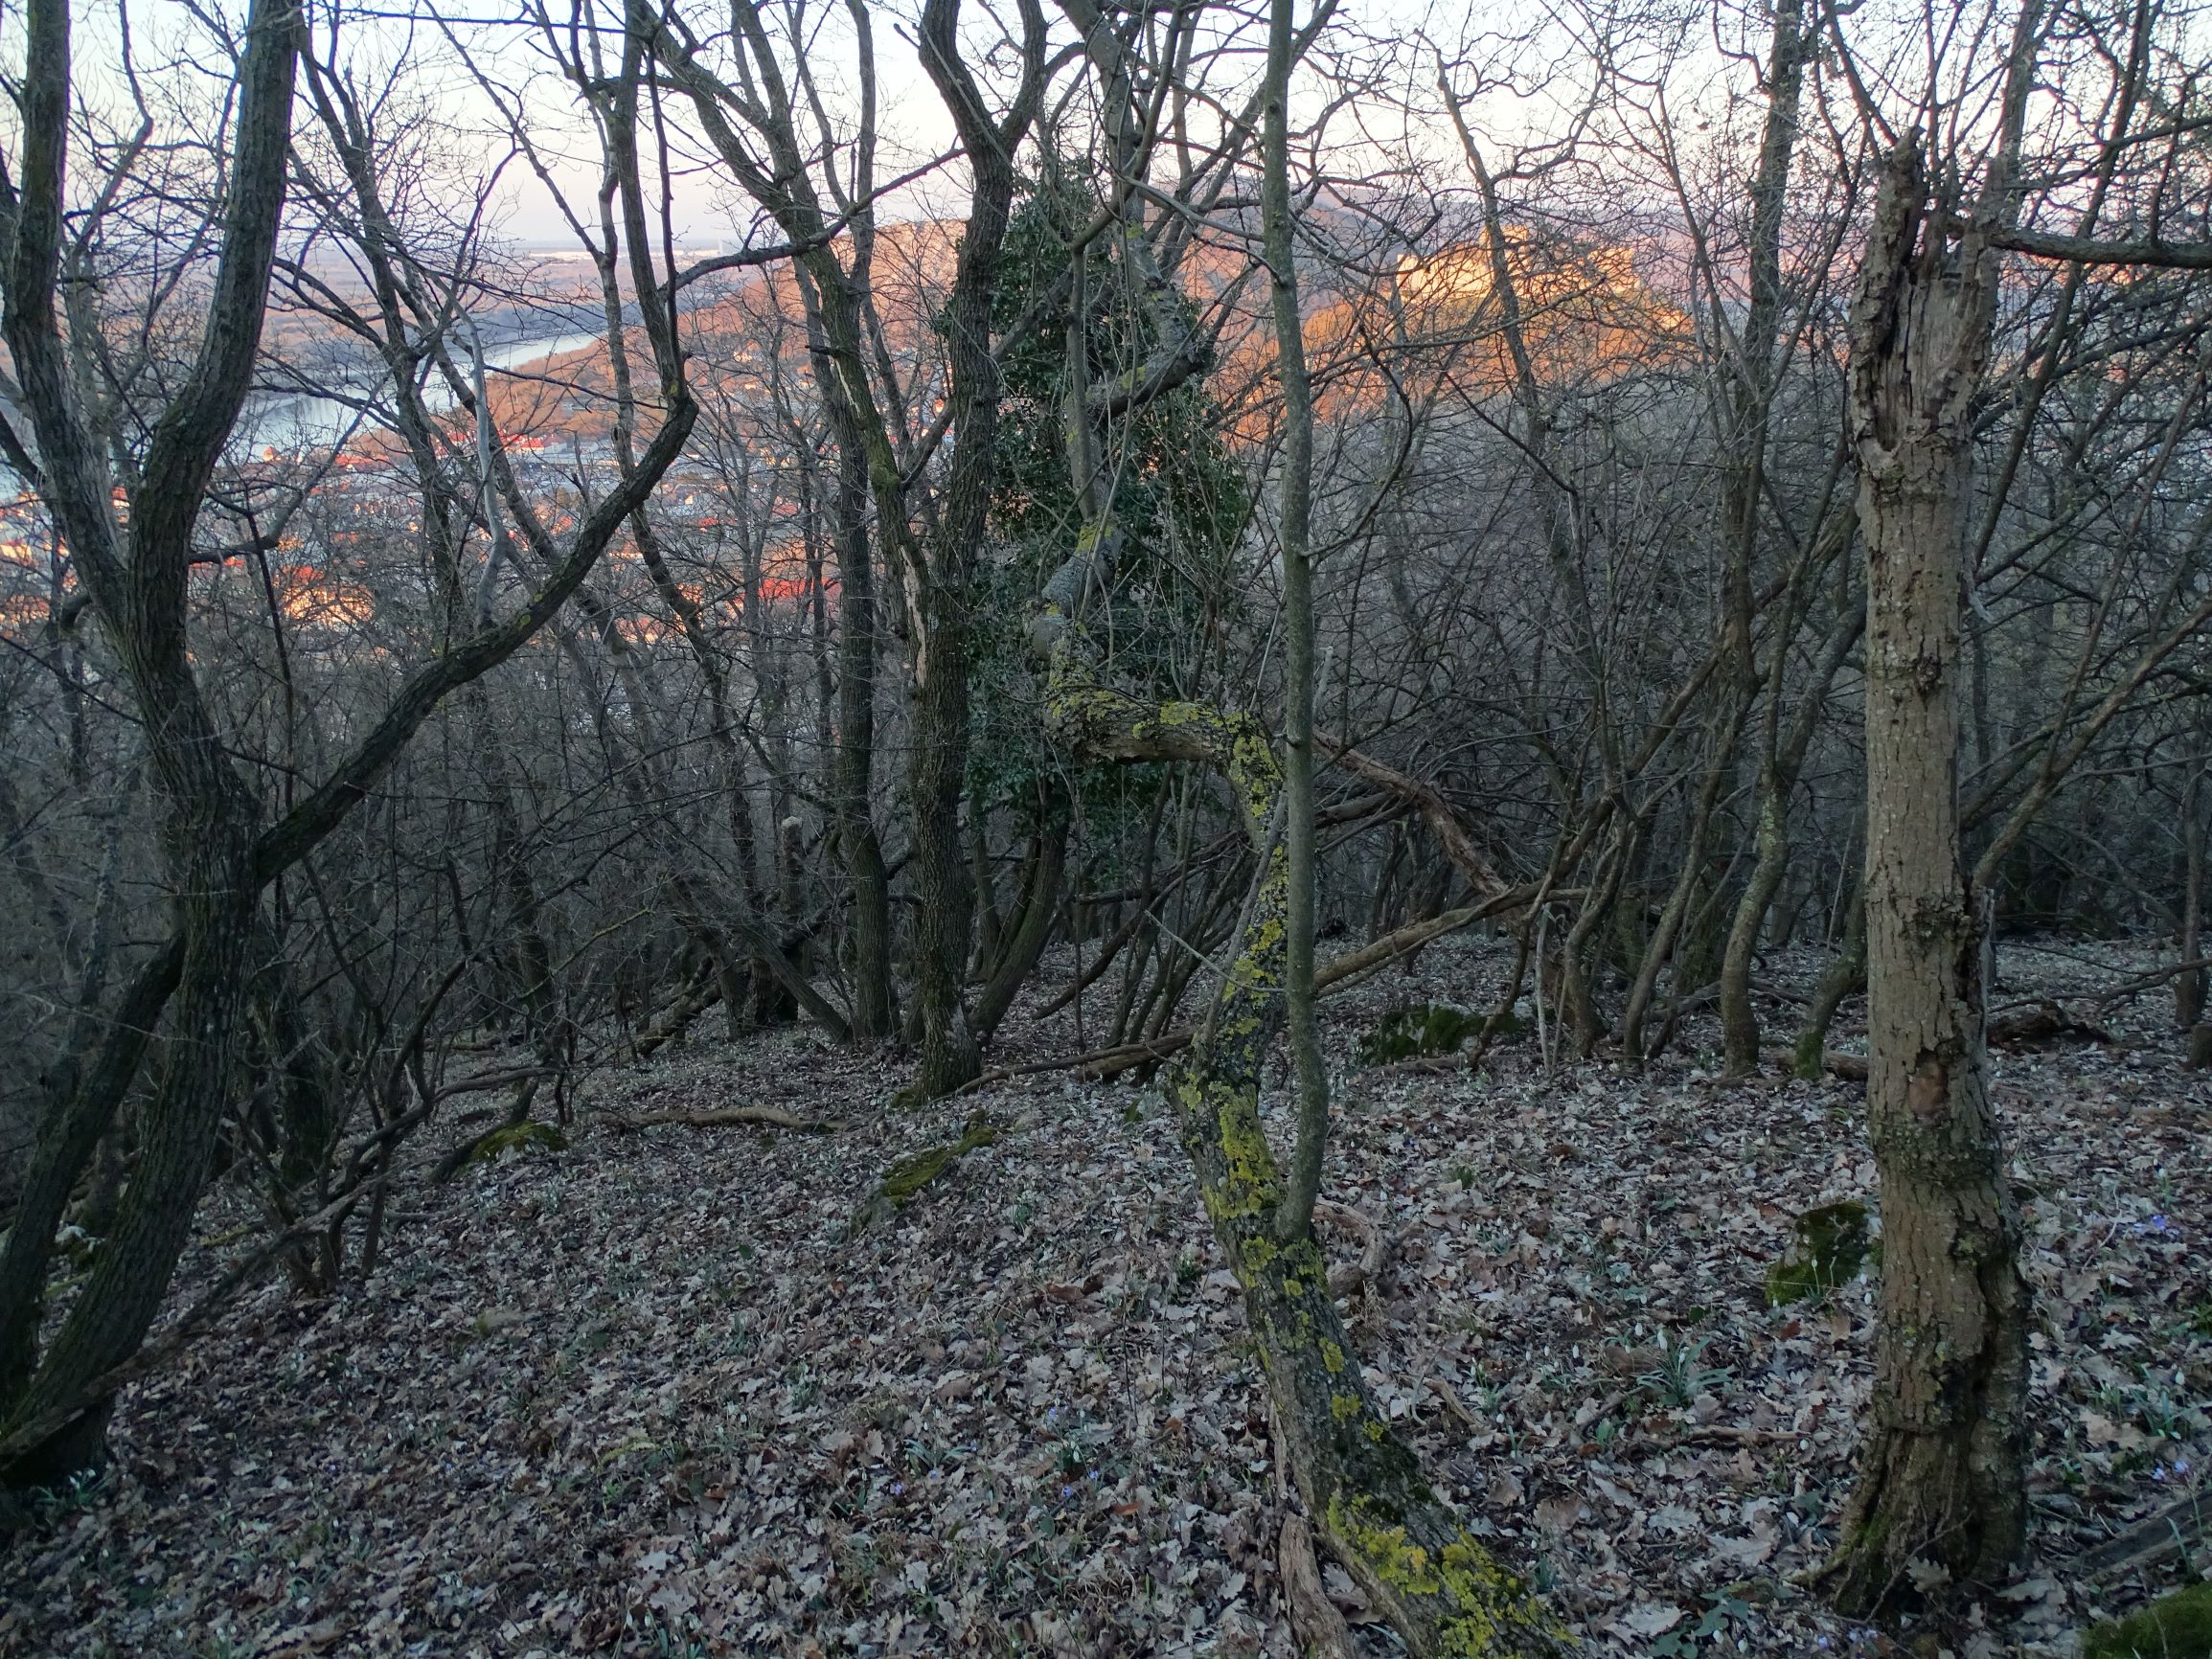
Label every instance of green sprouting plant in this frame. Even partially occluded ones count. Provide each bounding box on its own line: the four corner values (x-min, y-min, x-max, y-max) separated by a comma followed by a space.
650, 1626, 711, 1659
1650, 1590, 1754, 1655
1174, 1250, 1202, 1292
2133, 1386, 2192, 1442
1642, 1332, 1728, 1408
31, 1466, 107, 1522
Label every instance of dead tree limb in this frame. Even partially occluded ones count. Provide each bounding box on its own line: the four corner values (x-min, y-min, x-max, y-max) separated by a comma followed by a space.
601, 1105, 840, 1133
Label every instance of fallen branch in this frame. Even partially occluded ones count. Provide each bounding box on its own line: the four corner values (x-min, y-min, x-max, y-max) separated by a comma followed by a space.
1312, 886, 1541, 992
952, 1030, 1194, 1095
1427, 1372, 1485, 1432
1987, 998, 2116, 1050
1761, 1046, 1869, 1081
1651, 1422, 1806, 1448
1320, 739, 1514, 900
847, 1117, 999, 1235
601, 1104, 840, 1134
433, 1065, 559, 1101
2089, 956, 2212, 1015
955, 886, 1542, 1097
629, 971, 722, 1059
2073, 1490, 2212, 1581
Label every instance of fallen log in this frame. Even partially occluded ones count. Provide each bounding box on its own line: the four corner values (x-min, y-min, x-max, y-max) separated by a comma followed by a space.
2074, 1490, 2212, 1581
1761, 1046, 1870, 1081
601, 1104, 840, 1134
1986, 998, 2115, 1050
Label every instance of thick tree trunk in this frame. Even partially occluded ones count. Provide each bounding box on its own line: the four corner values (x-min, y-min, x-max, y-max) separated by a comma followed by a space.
0, 0, 696, 1483
901, 0, 1039, 1096
833, 438, 898, 1038
1834, 483, 2027, 1608
905, 596, 984, 1095
6, 789, 263, 1485
1825, 133, 2030, 1612
0, 0, 299, 1483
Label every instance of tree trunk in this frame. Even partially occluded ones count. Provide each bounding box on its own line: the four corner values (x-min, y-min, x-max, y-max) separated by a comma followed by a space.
971, 785, 1069, 1039
804, 286, 897, 1041
904, 599, 983, 1095
2178, 761, 2204, 1030
901, 0, 1040, 1097
1723, 580, 1864, 1075
1707, 0, 1818, 1077
1622, 709, 1742, 1062
1824, 133, 2029, 1613
1792, 865, 1865, 1077
832, 443, 898, 1039
1046, 684, 1565, 1658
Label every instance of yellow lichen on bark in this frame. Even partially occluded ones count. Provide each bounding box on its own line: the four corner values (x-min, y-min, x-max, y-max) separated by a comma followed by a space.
1325, 1494, 1567, 1658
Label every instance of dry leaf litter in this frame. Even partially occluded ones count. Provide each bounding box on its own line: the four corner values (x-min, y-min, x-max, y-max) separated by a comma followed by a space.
1, 938, 2205, 1659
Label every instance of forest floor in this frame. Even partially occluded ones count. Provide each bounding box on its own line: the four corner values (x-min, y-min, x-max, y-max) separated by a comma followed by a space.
1, 938, 2207, 1659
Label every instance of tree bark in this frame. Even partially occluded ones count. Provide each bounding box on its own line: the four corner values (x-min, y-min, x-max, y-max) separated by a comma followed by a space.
0, 0, 697, 1480
832, 431, 899, 1039
1264, 0, 1327, 1239
1824, 132, 2029, 1612
0, 0, 300, 1483
971, 785, 1070, 1038
1044, 682, 1565, 1657
2180, 761, 2205, 1030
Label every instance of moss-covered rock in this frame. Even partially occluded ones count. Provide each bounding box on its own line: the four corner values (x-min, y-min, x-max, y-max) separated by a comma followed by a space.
2084, 1580, 2212, 1659
849, 1116, 999, 1235
1358, 1002, 1484, 1065
1765, 1198, 1870, 1305
465, 1119, 568, 1167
